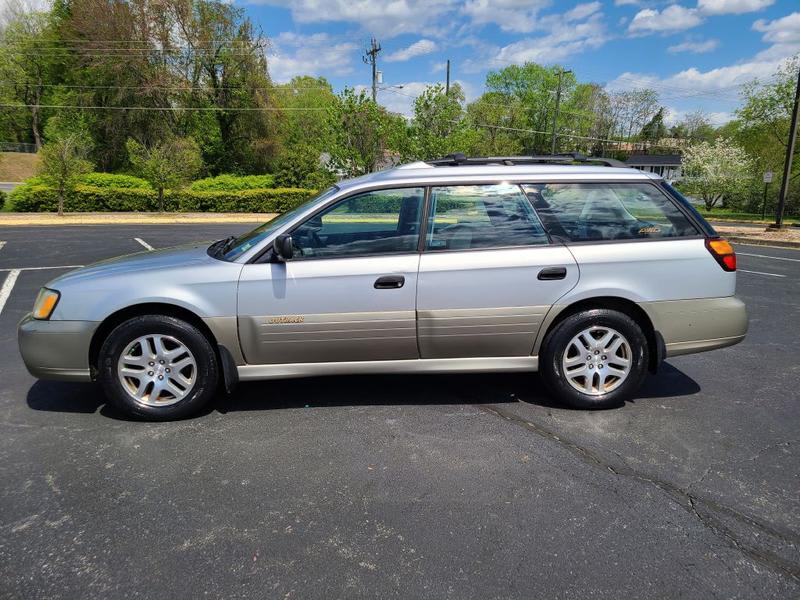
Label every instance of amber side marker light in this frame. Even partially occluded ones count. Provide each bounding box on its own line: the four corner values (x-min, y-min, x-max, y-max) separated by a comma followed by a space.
705, 238, 736, 272
32, 288, 60, 320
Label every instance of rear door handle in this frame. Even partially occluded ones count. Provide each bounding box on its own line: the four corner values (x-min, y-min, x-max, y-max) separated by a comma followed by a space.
538, 267, 567, 281
374, 275, 405, 289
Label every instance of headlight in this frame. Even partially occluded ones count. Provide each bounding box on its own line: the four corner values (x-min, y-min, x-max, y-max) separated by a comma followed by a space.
32, 288, 60, 320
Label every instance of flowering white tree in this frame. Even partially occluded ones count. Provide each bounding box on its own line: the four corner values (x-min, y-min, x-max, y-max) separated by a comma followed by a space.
681, 138, 754, 209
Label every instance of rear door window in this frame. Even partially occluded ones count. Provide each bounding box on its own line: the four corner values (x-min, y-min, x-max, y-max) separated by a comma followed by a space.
521, 183, 700, 242
425, 184, 549, 251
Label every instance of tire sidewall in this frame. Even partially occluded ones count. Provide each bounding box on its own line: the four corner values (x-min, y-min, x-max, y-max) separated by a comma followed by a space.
541, 309, 648, 409
98, 315, 218, 420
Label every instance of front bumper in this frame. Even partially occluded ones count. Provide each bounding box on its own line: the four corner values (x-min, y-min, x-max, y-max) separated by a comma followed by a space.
18, 314, 98, 382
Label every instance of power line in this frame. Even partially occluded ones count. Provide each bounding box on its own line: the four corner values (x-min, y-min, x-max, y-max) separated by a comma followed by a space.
0, 82, 336, 92
0, 104, 329, 111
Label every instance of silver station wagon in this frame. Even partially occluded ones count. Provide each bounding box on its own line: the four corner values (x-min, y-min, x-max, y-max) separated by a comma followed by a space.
18, 154, 748, 420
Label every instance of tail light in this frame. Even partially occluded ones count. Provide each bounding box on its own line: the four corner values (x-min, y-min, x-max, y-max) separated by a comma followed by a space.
705, 237, 736, 271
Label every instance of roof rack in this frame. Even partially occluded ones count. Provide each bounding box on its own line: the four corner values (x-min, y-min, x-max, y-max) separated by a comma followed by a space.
426, 152, 627, 168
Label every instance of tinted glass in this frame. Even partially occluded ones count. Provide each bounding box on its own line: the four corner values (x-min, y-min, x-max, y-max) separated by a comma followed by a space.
426, 184, 549, 251
291, 187, 424, 258
522, 183, 700, 242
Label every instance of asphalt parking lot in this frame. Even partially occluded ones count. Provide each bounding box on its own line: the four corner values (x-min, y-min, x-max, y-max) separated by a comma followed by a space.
1, 224, 798, 599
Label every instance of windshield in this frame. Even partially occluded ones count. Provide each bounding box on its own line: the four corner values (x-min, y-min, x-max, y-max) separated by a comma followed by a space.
211, 186, 340, 261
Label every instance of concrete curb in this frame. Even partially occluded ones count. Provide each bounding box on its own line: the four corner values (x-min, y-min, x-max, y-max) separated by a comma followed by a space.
0, 212, 278, 226
727, 236, 800, 250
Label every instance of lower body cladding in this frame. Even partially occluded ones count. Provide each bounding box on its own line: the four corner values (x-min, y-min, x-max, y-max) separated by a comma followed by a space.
16, 296, 747, 384
638, 296, 748, 357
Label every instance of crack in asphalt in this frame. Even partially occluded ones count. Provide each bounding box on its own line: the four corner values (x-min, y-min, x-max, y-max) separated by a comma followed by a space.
477, 403, 800, 584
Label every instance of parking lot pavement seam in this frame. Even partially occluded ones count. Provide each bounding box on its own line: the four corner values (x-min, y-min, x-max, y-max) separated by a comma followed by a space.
477, 403, 800, 583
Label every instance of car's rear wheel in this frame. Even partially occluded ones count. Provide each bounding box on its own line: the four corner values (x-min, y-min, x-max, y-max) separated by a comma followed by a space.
98, 315, 219, 420
539, 308, 649, 409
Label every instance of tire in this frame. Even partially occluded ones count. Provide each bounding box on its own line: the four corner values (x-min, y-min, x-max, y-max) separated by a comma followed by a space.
97, 315, 219, 420
539, 308, 649, 409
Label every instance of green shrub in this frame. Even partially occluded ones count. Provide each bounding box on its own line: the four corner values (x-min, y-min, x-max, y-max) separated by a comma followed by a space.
81, 172, 153, 189
10, 178, 314, 213
11, 182, 157, 212
170, 188, 313, 212
189, 174, 275, 191
0, 189, 6, 210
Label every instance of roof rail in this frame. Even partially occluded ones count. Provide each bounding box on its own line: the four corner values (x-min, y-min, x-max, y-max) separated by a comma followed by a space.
426, 152, 627, 168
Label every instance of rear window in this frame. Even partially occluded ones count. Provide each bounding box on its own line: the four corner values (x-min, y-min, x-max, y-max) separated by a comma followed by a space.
521, 183, 701, 242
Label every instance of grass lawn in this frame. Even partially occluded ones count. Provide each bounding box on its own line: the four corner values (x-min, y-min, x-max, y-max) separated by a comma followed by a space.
0, 152, 40, 182
697, 208, 799, 225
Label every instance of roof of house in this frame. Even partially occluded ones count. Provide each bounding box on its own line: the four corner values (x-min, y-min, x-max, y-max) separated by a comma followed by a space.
625, 154, 682, 166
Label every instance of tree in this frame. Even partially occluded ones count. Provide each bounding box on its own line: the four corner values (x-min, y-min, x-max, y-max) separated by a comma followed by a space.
326, 88, 404, 178
406, 83, 474, 160
484, 63, 571, 153
274, 76, 337, 156
0, 9, 63, 150
682, 138, 754, 209
465, 91, 524, 156
640, 107, 667, 148
127, 137, 203, 211
38, 134, 94, 216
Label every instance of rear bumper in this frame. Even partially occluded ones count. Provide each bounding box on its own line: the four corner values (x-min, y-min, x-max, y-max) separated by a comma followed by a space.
17, 314, 97, 382
640, 296, 748, 358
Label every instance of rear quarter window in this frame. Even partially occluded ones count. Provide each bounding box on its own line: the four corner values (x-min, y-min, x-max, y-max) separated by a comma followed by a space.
521, 182, 701, 243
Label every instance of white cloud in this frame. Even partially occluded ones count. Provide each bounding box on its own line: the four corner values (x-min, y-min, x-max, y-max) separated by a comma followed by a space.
614, 0, 640, 5
751, 12, 800, 62
664, 107, 732, 126
385, 39, 438, 62
753, 12, 800, 45
461, 0, 550, 33
252, 0, 457, 38
667, 38, 720, 53
697, 0, 774, 16
462, 5, 608, 72
269, 32, 358, 83
628, 5, 704, 35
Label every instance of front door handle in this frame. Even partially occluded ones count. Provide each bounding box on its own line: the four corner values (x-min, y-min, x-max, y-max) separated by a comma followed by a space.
374, 275, 405, 289
538, 267, 567, 281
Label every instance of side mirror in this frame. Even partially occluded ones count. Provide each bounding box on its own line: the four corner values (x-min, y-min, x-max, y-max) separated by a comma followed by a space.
273, 234, 293, 261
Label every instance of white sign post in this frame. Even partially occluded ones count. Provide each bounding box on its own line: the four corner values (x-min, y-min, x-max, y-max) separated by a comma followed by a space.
762, 172, 773, 218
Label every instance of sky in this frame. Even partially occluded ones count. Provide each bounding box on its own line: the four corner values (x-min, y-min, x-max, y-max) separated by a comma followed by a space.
241, 0, 800, 125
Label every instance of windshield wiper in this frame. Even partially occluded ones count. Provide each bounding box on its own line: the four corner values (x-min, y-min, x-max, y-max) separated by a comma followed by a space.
209, 235, 237, 258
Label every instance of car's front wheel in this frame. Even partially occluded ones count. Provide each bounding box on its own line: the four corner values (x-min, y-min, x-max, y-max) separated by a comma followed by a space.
539, 308, 649, 409
97, 315, 219, 420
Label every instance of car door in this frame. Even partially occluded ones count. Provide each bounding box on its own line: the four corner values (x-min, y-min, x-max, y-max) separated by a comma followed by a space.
237, 187, 425, 364
417, 183, 578, 358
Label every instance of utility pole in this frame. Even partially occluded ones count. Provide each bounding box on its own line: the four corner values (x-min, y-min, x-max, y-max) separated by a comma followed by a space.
774, 63, 800, 229
363, 37, 381, 103
445, 59, 450, 96
550, 68, 572, 155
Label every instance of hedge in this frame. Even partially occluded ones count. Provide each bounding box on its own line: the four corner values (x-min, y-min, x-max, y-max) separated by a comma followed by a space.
10, 182, 315, 213
81, 172, 153, 189
189, 174, 275, 191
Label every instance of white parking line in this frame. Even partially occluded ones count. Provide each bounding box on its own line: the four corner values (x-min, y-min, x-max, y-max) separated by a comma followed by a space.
738, 269, 787, 278
738, 251, 800, 263
134, 237, 154, 251
0, 265, 83, 272
0, 269, 20, 316
0, 241, 6, 252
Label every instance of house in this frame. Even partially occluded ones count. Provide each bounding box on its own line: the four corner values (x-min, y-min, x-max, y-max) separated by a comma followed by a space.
625, 154, 682, 181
